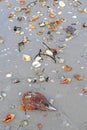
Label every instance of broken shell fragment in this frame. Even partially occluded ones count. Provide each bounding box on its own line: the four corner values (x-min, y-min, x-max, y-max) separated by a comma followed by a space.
29, 24, 36, 30
22, 54, 31, 62
8, 13, 14, 18
2, 114, 15, 123
14, 7, 21, 12
0, 36, 4, 44
74, 74, 83, 80
60, 78, 71, 84
57, 58, 64, 64
82, 88, 87, 94
62, 65, 72, 71
59, 1, 65, 7
44, 49, 53, 56
29, 15, 39, 22
32, 61, 41, 68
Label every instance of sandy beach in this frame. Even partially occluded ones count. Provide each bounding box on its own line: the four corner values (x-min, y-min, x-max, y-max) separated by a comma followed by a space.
0, 0, 87, 130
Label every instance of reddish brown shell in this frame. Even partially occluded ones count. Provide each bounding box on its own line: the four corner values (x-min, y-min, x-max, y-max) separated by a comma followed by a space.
60, 78, 71, 84
2, 114, 15, 123
74, 74, 83, 80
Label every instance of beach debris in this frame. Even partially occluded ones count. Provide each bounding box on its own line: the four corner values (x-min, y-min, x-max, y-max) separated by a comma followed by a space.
64, 26, 78, 35
18, 37, 29, 52
32, 61, 41, 68
62, 65, 72, 71
37, 123, 43, 130
6, 73, 12, 78
19, 119, 30, 127
14, 26, 21, 34
22, 54, 31, 62
28, 15, 39, 22
2, 114, 15, 123
11, 79, 20, 84
8, 13, 14, 19
83, 23, 87, 28
0, 91, 7, 101
60, 78, 71, 84
0, 36, 4, 44
59, 1, 65, 8
82, 88, 87, 94
21, 91, 56, 111
74, 74, 83, 80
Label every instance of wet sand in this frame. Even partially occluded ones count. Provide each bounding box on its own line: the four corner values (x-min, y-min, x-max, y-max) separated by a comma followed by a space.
0, 0, 87, 130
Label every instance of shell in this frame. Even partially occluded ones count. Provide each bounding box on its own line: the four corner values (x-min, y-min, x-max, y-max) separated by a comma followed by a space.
22, 54, 31, 62
62, 65, 72, 71
2, 114, 15, 123
45, 50, 53, 56
82, 88, 87, 94
59, 1, 65, 7
60, 78, 71, 84
32, 61, 41, 68
74, 74, 83, 80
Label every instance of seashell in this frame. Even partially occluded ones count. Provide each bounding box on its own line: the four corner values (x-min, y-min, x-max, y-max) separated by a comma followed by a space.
6, 73, 12, 78
49, 10, 55, 18
60, 78, 71, 84
2, 114, 15, 123
22, 54, 31, 62
74, 74, 83, 80
8, 13, 14, 18
14, 7, 21, 12
19, 0, 26, 4
62, 65, 72, 71
35, 56, 42, 62
29, 15, 39, 22
45, 49, 53, 56
32, 61, 41, 68
39, 76, 45, 82
82, 88, 87, 94
0, 36, 4, 44
59, 1, 65, 7
29, 24, 36, 30
19, 119, 30, 127
57, 58, 64, 64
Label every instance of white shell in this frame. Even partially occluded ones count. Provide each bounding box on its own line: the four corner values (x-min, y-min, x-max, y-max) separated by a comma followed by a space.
6, 73, 12, 78
59, 1, 65, 7
32, 61, 41, 68
22, 54, 31, 62
45, 50, 53, 56
35, 56, 42, 62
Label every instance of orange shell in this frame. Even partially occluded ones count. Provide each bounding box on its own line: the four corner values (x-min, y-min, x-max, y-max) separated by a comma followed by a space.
74, 75, 83, 80
2, 114, 15, 123
62, 65, 72, 71
60, 78, 71, 84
